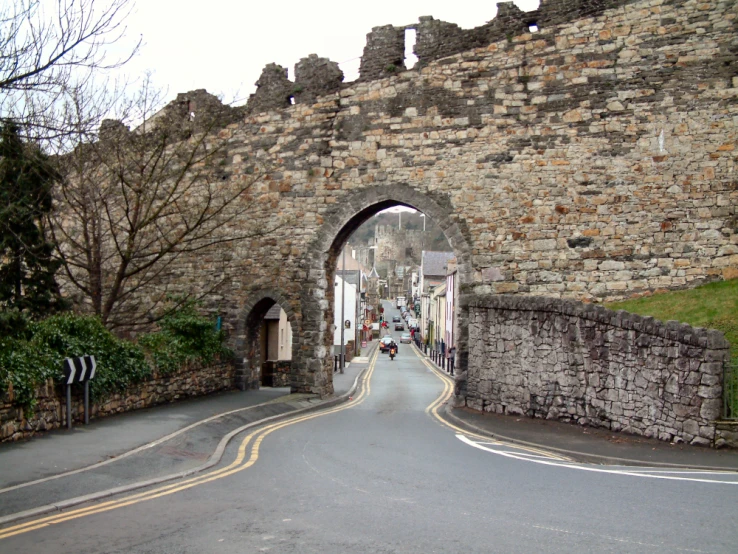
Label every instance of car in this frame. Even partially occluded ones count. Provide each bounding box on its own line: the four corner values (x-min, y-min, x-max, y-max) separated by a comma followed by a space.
392, 315, 401, 323
379, 336, 395, 353
400, 332, 412, 344
394, 322, 404, 331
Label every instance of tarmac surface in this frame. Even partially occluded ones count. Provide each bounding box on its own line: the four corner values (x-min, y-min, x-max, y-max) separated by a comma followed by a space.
1, 338, 737, 527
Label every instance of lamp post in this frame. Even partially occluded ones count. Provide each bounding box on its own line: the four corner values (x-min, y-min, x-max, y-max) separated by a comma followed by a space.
339, 246, 345, 373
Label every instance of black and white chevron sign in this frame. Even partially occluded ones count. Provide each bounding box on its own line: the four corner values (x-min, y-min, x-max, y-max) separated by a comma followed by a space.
62, 356, 97, 385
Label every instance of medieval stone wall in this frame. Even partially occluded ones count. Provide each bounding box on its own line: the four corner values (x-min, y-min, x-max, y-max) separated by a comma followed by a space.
59, 0, 738, 399
0, 361, 235, 442
375, 225, 425, 265
202, 0, 738, 397
460, 294, 730, 446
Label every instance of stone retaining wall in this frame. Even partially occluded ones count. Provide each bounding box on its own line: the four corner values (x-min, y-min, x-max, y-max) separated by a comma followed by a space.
0, 361, 235, 442
458, 294, 730, 446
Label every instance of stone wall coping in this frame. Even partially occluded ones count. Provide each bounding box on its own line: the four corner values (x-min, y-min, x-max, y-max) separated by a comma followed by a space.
460, 293, 730, 351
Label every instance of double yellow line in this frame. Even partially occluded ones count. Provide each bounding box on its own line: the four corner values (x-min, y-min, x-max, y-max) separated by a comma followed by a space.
422, 352, 455, 418
0, 350, 379, 540
416, 345, 572, 461
2, 344, 561, 541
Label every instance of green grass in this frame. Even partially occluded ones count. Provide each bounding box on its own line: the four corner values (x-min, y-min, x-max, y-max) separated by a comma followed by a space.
606, 280, 738, 418
606, 279, 738, 358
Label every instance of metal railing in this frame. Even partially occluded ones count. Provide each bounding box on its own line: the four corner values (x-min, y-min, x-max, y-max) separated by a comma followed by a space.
723, 360, 738, 420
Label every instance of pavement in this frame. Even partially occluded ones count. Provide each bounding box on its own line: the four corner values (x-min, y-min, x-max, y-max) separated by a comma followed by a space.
417, 345, 738, 471
1, 337, 737, 525
0, 340, 377, 525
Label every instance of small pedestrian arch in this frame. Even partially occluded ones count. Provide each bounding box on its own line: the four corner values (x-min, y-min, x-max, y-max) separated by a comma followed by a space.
234, 289, 299, 391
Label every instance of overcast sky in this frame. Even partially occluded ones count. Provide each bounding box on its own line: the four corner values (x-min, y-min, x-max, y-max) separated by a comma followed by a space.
114, 0, 540, 105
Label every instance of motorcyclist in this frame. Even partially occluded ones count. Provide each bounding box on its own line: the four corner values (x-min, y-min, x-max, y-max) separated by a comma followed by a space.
389, 339, 398, 357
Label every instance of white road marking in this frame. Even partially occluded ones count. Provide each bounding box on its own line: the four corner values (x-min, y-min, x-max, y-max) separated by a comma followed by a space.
457, 434, 738, 485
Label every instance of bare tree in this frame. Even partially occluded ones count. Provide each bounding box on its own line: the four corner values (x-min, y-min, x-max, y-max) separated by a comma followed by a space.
0, 0, 140, 143
48, 79, 280, 331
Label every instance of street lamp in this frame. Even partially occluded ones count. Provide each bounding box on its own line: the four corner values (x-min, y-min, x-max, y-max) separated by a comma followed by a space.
339, 246, 346, 373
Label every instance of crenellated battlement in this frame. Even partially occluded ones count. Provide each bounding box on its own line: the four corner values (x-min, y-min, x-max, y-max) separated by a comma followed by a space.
293, 54, 344, 106
231, 0, 636, 115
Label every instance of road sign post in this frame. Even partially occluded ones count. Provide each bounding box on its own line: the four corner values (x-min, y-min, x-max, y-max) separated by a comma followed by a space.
62, 355, 97, 429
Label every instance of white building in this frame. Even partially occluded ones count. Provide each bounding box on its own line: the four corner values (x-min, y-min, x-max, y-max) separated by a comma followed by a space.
445, 257, 458, 353
333, 274, 358, 354
429, 282, 447, 350
260, 304, 293, 386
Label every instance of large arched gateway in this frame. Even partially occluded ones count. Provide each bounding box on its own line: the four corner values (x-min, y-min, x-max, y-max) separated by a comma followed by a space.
234, 185, 474, 395
95, 0, 738, 444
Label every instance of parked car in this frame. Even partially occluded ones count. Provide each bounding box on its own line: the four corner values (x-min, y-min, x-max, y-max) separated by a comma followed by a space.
379, 336, 395, 353
400, 332, 412, 344
395, 322, 404, 331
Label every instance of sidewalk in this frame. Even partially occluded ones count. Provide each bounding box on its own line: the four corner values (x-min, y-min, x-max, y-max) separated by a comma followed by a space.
415, 344, 738, 471
0, 361, 366, 489
0, 357, 370, 525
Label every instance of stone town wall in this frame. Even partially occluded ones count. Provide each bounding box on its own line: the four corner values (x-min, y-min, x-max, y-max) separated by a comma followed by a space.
219, 0, 737, 312
375, 225, 425, 265
60, 0, 738, 397
459, 294, 730, 445
0, 361, 235, 442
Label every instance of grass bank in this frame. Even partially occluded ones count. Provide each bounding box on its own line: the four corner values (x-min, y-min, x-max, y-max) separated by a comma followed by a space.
606, 279, 738, 418
605, 279, 737, 358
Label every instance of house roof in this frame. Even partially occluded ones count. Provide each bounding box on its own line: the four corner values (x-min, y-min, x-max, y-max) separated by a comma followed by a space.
264, 304, 283, 320
422, 251, 456, 277
336, 270, 363, 287
336, 247, 369, 273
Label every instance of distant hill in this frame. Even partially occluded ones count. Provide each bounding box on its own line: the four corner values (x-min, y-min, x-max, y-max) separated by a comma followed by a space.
351, 211, 451, 251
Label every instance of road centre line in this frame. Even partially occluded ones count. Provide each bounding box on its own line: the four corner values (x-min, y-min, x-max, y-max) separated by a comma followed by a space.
610, 469, 738, 476
0, 350, 381, 540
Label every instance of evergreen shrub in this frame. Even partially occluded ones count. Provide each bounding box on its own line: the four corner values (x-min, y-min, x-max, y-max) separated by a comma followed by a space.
0, 313, 150, 413
0, 303, 231, 414
139, 301, 231, 374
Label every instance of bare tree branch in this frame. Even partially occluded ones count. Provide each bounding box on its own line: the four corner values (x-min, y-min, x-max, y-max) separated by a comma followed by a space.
1, 0, 140, 144
48, 78, 288, 330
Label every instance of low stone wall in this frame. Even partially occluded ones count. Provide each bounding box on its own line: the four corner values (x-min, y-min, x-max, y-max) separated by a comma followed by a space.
715, 421, 738, 449
262, 360, 291, 387
0, 360, 235, 442
458, 295, 731, 446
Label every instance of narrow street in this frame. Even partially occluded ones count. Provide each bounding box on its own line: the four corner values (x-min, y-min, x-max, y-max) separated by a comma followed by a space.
2, 307, 736, 553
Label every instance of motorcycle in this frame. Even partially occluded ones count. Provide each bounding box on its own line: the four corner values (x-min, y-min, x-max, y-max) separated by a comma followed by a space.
389, 347, 396, 361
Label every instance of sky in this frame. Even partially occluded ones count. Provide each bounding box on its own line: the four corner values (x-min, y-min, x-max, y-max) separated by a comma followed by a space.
108, 0, 539, 216
112, 0, 540, 106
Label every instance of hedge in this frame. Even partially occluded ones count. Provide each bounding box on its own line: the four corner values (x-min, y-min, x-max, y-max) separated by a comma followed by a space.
0, 305, 230, 413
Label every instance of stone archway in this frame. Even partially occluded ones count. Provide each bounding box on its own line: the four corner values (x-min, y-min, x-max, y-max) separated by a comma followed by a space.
234, 289, 299, 391
298, 183, 475, 396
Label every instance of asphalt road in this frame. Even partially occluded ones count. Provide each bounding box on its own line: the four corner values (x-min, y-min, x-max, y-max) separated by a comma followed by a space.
2, 303, 737, 553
